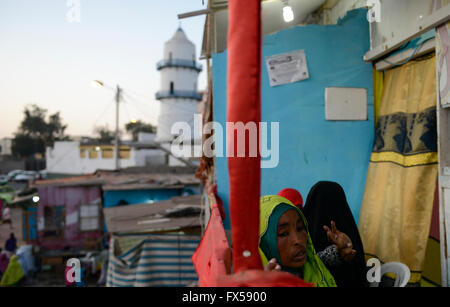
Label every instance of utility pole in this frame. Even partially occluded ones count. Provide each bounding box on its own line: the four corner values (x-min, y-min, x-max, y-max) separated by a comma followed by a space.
114, 85, 122, 170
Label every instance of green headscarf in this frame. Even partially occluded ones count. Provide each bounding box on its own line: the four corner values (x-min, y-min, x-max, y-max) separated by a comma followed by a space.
259, 195, 336, 287
0, 255, 25, 287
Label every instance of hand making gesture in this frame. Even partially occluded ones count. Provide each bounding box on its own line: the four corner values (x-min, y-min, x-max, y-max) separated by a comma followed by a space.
323, 221, 356, 262
264, 258, 282, 271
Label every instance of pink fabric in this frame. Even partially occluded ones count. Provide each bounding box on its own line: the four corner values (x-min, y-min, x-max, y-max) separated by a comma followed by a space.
65, 266, 75, 286
0, 252, 10, 273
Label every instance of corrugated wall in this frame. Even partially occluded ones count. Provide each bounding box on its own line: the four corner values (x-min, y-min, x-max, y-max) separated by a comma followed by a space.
37, 185, 102, 250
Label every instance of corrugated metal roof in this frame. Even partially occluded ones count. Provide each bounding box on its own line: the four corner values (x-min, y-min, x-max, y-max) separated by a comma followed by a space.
33, 174, 101, 187
32, 172, 200, 190
103, 195, 202, 233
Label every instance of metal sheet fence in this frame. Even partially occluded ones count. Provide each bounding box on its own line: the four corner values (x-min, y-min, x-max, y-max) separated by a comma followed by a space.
107, 233, 201, 287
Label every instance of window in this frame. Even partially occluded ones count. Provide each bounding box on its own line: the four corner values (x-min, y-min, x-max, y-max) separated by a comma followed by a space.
119, 149, 130, 159
43, 206, 65, 238
79, 203, 100, 231
89, 149, 98, 159
80, 149, 86, 158
170, 82, 174, 94
102, 148, 113, 159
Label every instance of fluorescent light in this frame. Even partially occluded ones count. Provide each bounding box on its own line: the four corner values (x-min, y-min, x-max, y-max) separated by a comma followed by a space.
91, 80, 104, 88
283, 5, 294, 22
32, 196, 40, 203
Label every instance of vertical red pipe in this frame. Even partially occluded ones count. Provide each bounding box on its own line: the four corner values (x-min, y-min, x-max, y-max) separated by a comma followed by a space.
227, 0, 262, 272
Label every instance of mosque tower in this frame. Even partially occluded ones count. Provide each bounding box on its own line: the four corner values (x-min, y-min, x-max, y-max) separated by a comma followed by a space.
155, 27, 203, 146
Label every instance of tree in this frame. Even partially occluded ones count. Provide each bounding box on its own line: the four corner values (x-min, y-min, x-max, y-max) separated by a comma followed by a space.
12, 134, 45, 158
46, 112, 68, 145
93, 125, 116, 143
12, 104, 69, 158
125, 120, 156, 141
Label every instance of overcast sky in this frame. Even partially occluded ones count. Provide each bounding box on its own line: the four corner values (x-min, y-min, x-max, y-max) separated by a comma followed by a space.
0, 0, 207, 139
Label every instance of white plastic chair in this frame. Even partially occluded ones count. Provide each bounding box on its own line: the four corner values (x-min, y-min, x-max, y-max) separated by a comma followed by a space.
370, 262, 411, 287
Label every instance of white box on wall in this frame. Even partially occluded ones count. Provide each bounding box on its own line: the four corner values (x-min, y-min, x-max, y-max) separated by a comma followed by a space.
325, 87, 367, 121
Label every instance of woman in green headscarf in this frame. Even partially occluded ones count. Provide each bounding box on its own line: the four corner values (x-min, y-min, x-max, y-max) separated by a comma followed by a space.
0, 255, 25, 287
259, 195, 336, 287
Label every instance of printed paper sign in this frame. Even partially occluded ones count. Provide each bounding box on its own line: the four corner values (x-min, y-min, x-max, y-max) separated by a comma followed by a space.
265, 50, 309, 87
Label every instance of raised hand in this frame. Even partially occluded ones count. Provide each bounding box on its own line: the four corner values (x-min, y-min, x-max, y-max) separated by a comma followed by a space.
323, 221, 356, 262
264, 258, 282, 271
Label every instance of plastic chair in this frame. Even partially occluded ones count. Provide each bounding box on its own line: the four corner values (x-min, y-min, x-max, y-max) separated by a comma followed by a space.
370, 262, 411, 287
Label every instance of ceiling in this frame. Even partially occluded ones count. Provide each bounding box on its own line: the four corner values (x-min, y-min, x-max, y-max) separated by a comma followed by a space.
204, 0, 327, 55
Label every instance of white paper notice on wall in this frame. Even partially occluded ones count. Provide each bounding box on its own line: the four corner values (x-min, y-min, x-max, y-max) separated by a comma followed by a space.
325, 87, 368, 121
265, 50, 309, 87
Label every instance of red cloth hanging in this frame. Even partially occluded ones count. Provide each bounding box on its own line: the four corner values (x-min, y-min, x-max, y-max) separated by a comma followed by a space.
226, 0, 263, 273
194, 0, 311, 288
209, 184, 226, 221
192, 201, 232, 287
216, 270, 314, 287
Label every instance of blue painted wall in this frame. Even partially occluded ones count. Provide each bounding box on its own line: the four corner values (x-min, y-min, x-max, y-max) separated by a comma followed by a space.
103, 187, 199, 208
102, 187, 199, 237
212, 9, 374, 229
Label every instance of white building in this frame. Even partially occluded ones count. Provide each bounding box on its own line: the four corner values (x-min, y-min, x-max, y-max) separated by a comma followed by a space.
0, 138, 12, 156
155, 27, 203, 166
46, 133, 166, 175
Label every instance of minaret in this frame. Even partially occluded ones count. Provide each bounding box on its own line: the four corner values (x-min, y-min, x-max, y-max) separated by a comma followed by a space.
155, 27, 202, 144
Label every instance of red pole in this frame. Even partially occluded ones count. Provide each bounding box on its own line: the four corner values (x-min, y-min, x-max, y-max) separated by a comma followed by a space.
227, 0, 262, 272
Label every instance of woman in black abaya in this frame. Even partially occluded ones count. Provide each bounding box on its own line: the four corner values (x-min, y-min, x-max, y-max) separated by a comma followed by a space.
303, 181, 368, 287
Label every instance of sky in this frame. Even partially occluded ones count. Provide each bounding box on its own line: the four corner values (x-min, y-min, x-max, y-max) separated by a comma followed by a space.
0, 0, 207, 139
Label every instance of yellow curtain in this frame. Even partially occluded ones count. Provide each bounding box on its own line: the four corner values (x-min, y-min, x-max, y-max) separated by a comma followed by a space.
359, 55, 438, 284
373, 69, 384, 127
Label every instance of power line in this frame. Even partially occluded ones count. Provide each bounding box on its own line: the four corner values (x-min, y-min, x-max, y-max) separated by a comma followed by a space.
122, 87, 153, 102
122, 100, 134, 123
122, 95, 159, 123
124, 92, 200, 119
90, 98, 116, 133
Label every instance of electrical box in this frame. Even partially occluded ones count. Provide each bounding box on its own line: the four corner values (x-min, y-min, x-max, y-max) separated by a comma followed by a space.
325, 87, 368, 121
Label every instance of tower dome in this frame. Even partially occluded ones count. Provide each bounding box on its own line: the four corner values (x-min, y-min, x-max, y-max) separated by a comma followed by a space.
163, 27, 195, 62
